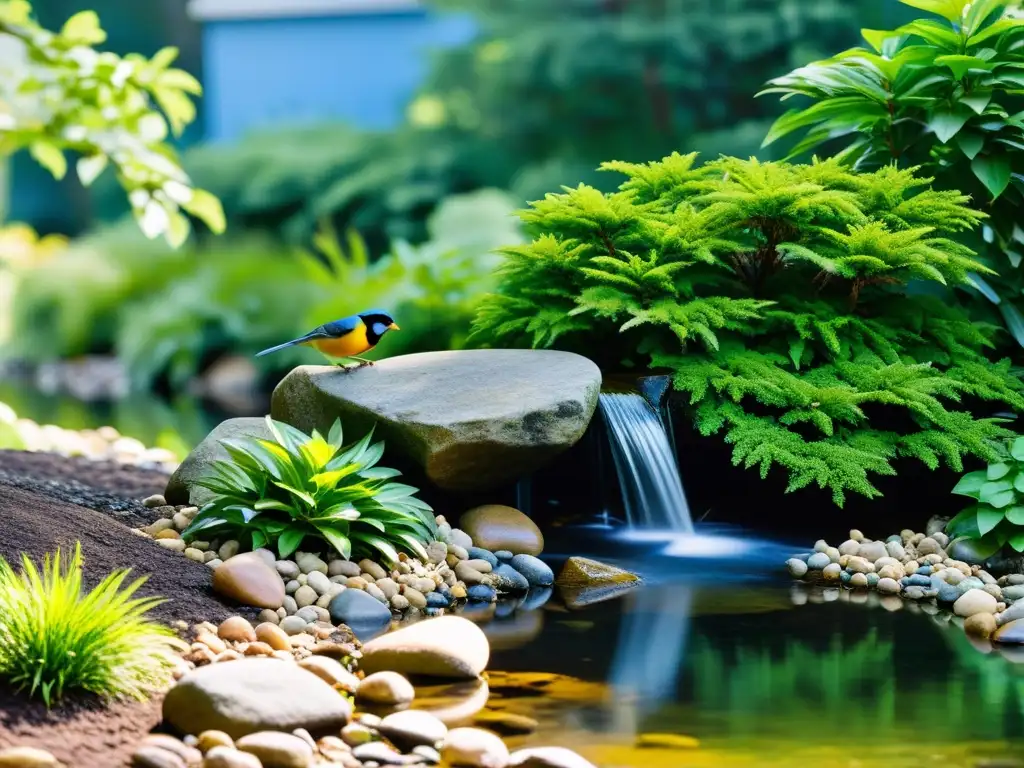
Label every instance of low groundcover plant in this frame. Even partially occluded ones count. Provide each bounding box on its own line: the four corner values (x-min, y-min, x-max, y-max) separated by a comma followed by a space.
0, 543, 181, 706
183, 416, 437, 563
949, 436, 1024, 554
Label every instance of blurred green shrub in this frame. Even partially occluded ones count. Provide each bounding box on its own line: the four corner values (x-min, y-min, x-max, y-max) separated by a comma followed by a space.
177, 0, 872, 251
5, 189, 522, 391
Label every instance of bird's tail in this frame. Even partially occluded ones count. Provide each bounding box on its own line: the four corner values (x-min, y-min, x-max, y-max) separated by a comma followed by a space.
255, 336, 309, 358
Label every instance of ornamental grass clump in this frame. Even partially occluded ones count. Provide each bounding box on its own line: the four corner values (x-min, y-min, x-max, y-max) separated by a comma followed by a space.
183, 416, 437, 563
0, 543, 180, 706
472, 153, 1024, 504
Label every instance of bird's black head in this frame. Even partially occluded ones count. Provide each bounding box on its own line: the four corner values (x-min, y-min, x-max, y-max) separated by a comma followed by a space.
360, 309, 400, 345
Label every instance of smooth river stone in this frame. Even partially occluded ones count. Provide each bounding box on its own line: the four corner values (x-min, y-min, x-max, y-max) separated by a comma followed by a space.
459, 505, 545, 556
212, 553, 285, 610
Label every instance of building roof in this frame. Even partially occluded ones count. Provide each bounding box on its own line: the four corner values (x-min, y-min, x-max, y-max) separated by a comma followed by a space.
188, 0, 422, 21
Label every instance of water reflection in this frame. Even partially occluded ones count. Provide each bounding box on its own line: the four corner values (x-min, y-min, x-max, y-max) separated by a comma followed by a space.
482, 579, 1024, 766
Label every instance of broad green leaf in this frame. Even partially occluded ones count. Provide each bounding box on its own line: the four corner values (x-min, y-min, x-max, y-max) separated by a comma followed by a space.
254, 499, 295, 513
317, 526, 352, 559
988, 462, 1012, 480
930, 107, 972, 143
986, 489, 1016, 508
61, 10, 106, 44
373, 483, 422, 502
1006, 505, 1024, 525
972, 154, 1012, 198
165, 210, 191, 249
935, 55, 991, 79
272, 481, 317, 510
251, 530, 268, 550
360, 535, 400, 565
895, 18, 961, 48
899, 0, 969, 22
977, 506, 1006, 533
327, 419, 344, 450
181, 188, 226, 234
862, 28, 895, 53
959, 91, 992, 115
1013, 436, 1024, 460
1011, 532, 1024, 552
394, 533, 430, 561
968, 10, 1022, 44
1000, 302, 1024, 348
1015, 473, 1024, 493
957, 132, 986, 159
30, 141, 66, 180
278, 526, 306, 558
953, 469, 989, 497
358, 518, 387, 533
947, 507, 982, 536
158, 68, 203, 95
361, 467, 403, 480
150, 46, 180, 70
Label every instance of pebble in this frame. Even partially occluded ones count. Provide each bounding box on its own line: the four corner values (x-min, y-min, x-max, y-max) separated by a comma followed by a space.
426, 541, 449, 564
130, 746, 186, 768
236, 731, 314, 768
807, 553, 831, 570
298, 656, 359, 691
359, 616, 489, 679
490, 564, 530, 594
378, 709, 448, 750
404, 587, 428, 609
785, 558, 808, 578
886, 540, 906, 560
255, 622, 291, 651
838, 540, 859, 557
357, 670, 416, 706
391, 594, 411, 611
467, 547, 499, 568
822, 563, 841, 581
857, 541, 887, 562
329, 588, 393, 638
294, 585, 318, 608
877, 578, 900, 595
143, 494, 167, 508
306, 571, 332, 595
508, 747, 597, 768
903, 575, 931, 588
467, 585, 497, 602
212, 553, 286, 610
202, 746, 262, 768
850, 572, 868, 588
937, 583, 961, 603
360, 559, 388, 581
1003, 585, 1024, 601
904, 586, 927, 600
341, 723, 375, 748
329, 560, 362, 578
366, 583, 389, 603
427, 591, 451, 608
351, 742, 411, 765
441, 727, 509, 768
280, 616, 309, 635
955, 589, 998, 617
197, 731, 235, 751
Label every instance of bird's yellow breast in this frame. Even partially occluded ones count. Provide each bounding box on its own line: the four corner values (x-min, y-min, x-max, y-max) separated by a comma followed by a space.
309, 323, 372, 358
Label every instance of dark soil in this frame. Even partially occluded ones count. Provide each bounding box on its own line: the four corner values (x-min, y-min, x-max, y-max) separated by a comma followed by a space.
0, 451, 258, 766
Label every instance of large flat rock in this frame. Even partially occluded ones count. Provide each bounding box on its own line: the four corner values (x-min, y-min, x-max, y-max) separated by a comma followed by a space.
270, 350, 600, 492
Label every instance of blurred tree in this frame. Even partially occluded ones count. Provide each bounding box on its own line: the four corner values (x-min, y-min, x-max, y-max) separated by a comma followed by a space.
185, 0, 894, 253
414, 0, 875, 199
0, 0, 222, 244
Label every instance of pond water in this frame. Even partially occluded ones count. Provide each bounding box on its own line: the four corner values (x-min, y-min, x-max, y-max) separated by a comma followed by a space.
470, 576, 1024, 768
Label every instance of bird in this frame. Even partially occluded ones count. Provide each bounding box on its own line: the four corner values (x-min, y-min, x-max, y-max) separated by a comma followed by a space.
255, 309, 400, 368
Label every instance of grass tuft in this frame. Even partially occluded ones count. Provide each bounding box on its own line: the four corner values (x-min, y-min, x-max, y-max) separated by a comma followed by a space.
0, 542, 184, 706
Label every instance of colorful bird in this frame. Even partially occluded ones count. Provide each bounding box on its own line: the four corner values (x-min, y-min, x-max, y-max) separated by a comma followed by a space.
255, 309, 400, 368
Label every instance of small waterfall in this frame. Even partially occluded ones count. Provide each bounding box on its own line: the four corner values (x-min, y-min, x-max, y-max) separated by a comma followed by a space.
599, 392, 694, 533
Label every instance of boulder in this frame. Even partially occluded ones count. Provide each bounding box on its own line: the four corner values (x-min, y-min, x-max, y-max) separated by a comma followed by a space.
162, 658, 351, 739
359, 616, 489, 679
459, 506, 544, 556
269, 350, 601, 491
165, 418, 272, 505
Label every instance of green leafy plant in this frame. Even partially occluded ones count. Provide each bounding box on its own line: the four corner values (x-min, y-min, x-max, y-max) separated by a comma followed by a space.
0, 543, 181, 706
473, 153, 1024, 504
183, 416, 437, 562
759, 0, 1024, 345
949, 435, 1024, 553
0, 1, 224, 243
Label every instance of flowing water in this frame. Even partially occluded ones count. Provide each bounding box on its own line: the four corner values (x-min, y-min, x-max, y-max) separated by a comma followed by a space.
598, 392, 693, 532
